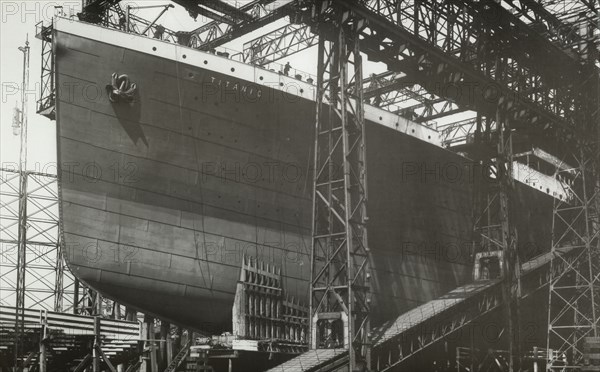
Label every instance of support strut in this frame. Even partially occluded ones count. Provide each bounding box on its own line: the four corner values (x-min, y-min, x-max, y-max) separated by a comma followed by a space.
309, 4, 371, 371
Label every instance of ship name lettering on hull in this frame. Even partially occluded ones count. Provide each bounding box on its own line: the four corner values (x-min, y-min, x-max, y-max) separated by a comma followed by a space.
201, 76, 263, 102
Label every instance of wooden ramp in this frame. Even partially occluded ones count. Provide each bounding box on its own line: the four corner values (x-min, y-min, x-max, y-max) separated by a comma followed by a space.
266, 248, 575, 372
266, 349, 347, 372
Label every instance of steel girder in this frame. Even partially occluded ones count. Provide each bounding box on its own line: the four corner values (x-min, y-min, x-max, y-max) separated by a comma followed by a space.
186, 0, 295, 50
360, 72, 467, 123
373, 282, 504, 372
78, 0, 123, 23
340, 0, 597, 139
373, 249, 580, 371
36, 22, 55, 120
173, 0, 263, 25
173, 0, 237, 26
499, 0, 590, 56
471, 106, 522, 371
80, 1, 599, 139
310, 5, 371, 371
244, 23, 317, 65
0, 168, 70, 370
82, 0, 294, 51
80, 0, 598, 146
0, 169, 68, 312
546, 145, 600, 370
241, 23, 473, 125
234, 0, 598, 145
295, 248, 579, 372
191, 0, 255, 23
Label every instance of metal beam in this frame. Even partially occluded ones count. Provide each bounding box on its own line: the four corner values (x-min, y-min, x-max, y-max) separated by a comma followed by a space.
244, 24, 317, 65
502, 0, 588, 55
310, 4, 371, 371
235, 0, 597, 142
78, 0, 122, 23
0, 167, 70, 315
172, 0, 236, 25
547, 145, 600, 370
361, 72, 411, 99
271, 245, 578, 372
83, 1, 598, 148
187, 0, 295, 50
473, 108, 522, 371
242, 24, 469, 125
339, 0, 580, 135
198, 0, 255, 22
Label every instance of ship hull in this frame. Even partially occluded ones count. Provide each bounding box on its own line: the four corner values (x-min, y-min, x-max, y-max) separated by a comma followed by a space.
53, 19, 553, 332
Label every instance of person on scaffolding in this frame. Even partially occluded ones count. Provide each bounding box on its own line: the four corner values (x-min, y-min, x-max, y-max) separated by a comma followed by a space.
481, 258, 490, 280
284, 61, 291, 76
118, 16, 127, 31
318, 319, 343, 348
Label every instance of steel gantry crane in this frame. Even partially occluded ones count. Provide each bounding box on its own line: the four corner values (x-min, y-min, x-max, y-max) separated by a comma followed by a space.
61, 1, 600, 371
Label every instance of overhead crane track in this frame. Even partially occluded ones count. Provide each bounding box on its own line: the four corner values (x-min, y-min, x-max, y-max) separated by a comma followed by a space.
267, 248, 575, 372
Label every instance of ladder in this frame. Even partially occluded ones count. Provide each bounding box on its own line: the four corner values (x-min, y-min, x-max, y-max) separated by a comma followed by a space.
164, 341, 191, 372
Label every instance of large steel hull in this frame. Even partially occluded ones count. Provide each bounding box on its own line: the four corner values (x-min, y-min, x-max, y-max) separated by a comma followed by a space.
53, 19, 553, 332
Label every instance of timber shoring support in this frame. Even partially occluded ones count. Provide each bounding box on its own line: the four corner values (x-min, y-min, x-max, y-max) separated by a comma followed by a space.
93, 316, 100, 372
39, 321, 47, 372
73, 353, 93, 372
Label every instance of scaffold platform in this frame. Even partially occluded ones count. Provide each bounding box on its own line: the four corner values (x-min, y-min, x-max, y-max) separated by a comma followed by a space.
0, 306, 141, 368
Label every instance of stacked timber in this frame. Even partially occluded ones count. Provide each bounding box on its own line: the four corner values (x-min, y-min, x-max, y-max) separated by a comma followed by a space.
232, 256, 308, 353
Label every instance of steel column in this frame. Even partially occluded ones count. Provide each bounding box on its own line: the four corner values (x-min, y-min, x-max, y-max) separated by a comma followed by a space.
39, 321, 47, 372
36, 21, 55, 120
547, 146, 600, 370
471, 70, 521, 371
14, 38, 30, 371
310, 6, 371, 370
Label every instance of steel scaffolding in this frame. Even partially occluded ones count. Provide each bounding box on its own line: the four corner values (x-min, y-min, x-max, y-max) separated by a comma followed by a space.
471, 112, 522, 371
546, 7, 600, 370
546, 147, 600, 370
309, 4, 371, 371
0, 168, 75, 312
36, 21, 55, 120
34, 1, 600, 370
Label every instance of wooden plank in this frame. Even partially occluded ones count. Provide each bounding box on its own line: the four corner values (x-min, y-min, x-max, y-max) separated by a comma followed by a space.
73, 354, 93, 372
96, 344, 117, 372
125, 360, 142, 372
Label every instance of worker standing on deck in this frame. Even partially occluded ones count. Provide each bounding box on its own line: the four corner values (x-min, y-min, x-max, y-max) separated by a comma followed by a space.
284, 61, 291, 76
118, 16, 126, 31
481, 259, 490, 280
